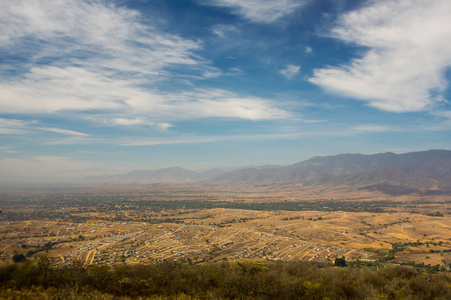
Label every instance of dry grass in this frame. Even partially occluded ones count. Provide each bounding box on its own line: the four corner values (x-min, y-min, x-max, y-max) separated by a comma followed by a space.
1, 187, 450, 268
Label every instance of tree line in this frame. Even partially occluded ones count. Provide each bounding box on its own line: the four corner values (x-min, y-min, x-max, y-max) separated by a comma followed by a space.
1, 258, 450, 299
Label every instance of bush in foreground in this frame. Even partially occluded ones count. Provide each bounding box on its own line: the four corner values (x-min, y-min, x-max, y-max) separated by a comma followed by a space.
1, 259, 450, 299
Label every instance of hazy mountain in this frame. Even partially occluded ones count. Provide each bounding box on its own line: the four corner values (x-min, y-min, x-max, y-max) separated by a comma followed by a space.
209, 166, 281, 184
85, 167, 216, 184
209, 150, 451, 192
281, 149, 451, 184
86, 150, 451, 194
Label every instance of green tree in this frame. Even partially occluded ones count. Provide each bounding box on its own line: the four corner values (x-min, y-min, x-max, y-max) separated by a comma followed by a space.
334, 256, 347, 267
12, 252, 26, 263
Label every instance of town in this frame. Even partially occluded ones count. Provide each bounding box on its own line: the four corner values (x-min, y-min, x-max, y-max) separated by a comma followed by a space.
1, 187, 450, 271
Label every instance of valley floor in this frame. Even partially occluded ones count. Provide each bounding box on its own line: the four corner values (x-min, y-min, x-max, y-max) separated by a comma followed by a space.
1, 186, 450, 270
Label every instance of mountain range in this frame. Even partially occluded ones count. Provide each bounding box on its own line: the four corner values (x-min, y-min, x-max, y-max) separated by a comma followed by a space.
85, 150, 451, 195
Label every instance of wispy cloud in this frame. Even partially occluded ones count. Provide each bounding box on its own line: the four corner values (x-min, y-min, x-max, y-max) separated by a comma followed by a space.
309, 0, 451, 113
39, 127, 89, 136
110, 118, 151, 126
352, 125, 397, 133
0, 118, 88, 137
197, 0, 305, 23
119, 131, 319, 147
84, 88, 290, 124
0, 118, 35, 135
434, 110, 451, 120
212, 24, 240, 37
279, 64, 300, 79
1, 66, 129, 113
157, 123, 173, 130
0, 0, 201, 73
0, 147, 19, 154
166, 89, 290, 121
117, 123, 399, 147
0, 1, 289, 125
0, 0, 204, 114
105, 117, 173, 131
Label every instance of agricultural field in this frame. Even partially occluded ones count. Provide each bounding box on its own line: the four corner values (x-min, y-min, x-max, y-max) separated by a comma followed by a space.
1, 185, 450, 271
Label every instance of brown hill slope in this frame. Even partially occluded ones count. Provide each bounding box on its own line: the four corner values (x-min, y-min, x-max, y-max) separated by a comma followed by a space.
209, 150, 451, 192
87, 150, 451, 193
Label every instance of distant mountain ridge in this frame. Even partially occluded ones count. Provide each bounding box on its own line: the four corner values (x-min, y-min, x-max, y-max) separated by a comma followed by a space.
84, 167, 221, 184
85, 150, 451, 194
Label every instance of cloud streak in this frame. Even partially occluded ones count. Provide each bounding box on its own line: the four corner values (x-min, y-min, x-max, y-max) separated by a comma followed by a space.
39, 127, 89, 136
0, 118, 36, 135
279, 64, 300, 79
197, 0, 305, 23
309, 0, 451, 113
0, 118, 88, 137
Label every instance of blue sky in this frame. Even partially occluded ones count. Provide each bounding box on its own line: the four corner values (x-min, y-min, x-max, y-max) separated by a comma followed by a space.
1, 0, 451, 184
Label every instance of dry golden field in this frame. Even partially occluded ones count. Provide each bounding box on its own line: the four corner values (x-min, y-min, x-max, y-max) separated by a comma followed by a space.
1, 185, 450, 269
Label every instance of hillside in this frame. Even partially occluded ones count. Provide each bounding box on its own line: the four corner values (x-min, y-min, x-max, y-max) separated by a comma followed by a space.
86, 150, 451, 194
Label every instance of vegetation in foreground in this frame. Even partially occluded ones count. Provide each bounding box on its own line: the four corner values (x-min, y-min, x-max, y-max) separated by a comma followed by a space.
1, 258, 450, 299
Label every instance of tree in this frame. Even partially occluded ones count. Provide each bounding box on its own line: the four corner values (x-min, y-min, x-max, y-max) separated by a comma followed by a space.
12, 252, 26, 263
334, 256, 347, 267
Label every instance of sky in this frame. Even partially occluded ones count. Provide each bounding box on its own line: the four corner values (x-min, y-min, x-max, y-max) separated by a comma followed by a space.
1, 0, 451, 185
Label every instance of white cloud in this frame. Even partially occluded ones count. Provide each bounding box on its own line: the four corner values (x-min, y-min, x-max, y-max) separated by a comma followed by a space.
165, 89, 290, 121
0, 1, 289, 125
157, 123, 173, 130
0, 66, 149, 114
0, 118, 35, 135
117, 125, 367, 147
119, 132, 303, 147
3, 73, 288, 121
279, 64, 300, 79
0, 147, 19, 154
197, 0, 305, 23
426, 110, 451, 130
305, 46, 312, 54
0, 0, 206, 114
212, 24, 240, 37
107, 118, 173, 130
110, 118, 149, 126
0, 0, 200, 73
39, 127, 88, 136
0, 117, 88, 137
434, 110, 451, 119
352, 125, 396, 132
309, 0, 451, 113
202, 69, 223, 79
